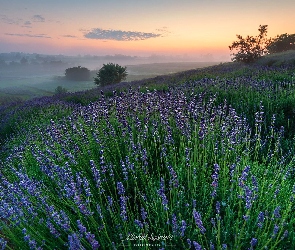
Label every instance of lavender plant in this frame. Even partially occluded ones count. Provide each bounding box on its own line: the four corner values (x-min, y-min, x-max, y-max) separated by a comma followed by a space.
1, 71, 295, 249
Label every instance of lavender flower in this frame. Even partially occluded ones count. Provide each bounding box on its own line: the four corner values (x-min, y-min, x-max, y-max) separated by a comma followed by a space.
193, 241, 202, 250
211, 164, 220, 197
0, 238, 7, 250
46, 221, 61, 238
257, 211, 264, 228
157, 177, 168, 210
121, 160, 128, 180
187, 239, 192, 248
239, 165, 250, 187
273, 206, 281, 218
85, 232, 100, 249
120, 196, 128, 221
167, 165, 179, 188
77, 220, 86, 234
68, 233, 85, 250
272, 224, 279, 238
250, 238, 258, 248
134, 219, 143, 228
193, 209, 206, 234
141, 207, 148, 221
180, 220, 187, 237
172, 214, 178, 235
117, 182, 125, 195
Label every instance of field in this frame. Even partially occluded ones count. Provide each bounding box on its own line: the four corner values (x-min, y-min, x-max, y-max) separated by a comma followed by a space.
1, 51, 295, 249
0, 62, 219, 104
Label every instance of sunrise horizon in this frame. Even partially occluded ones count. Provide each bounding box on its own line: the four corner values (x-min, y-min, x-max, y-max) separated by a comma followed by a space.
1, 0, 294, 62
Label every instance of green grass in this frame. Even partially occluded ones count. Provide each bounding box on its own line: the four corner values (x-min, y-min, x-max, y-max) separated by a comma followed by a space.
1, 52, 295, 249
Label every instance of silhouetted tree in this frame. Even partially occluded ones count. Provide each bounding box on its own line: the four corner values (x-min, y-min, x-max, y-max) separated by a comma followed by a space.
94, 63, 128, 86
65, 66, 90, 81
229, 25, 271, 63
267, 33, 295, 54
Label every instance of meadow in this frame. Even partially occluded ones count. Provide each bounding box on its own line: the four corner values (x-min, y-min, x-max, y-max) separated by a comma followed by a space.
0, 62, 218, 105
0, 51, 295, 249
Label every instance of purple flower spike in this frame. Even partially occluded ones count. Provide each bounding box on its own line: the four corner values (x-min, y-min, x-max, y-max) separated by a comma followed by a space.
192, 209, 206, 234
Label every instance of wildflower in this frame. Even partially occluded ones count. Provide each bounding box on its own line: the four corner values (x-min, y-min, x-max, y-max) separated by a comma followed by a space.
117, 182, 125, 195
222, 244, 227, 249
119, 196, 128, 221
273, 206, 281, 218
239, 166, 250, 187
97, 204, 103, 219
257, 211, 264, 228
141, 207, 148, 221
243, 215, 250, 221
180, 220, 187, 237
0, 238, 7, 250
216, 201, 220, 214
68, 233, 85, 250
211, 164, 220, 197
85, 232, 100, 249
167, 165, 179, 188
46, 221, 61, 238
172, 214, 178, 235
187, 239, 192, 248
134, 219, 143, 228
250, 238, 258, 248
121, 160, 128, 180
157, 177, 168, 210
77, 220, 86, 234
210, 241, 215, 250
281, 230, 288, 239
272, 224, 279, 238
192, 209, 206, 234
90, 160, 104, 194
193, 241, 202, 250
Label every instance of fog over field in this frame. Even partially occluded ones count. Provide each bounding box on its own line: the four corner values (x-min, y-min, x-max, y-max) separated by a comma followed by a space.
0, 52, 221, 103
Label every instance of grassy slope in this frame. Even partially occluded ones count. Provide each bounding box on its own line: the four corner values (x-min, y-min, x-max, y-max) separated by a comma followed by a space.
1, 51, 295, 249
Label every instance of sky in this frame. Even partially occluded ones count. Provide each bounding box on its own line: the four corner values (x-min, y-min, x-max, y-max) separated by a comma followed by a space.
0, 0, 294, 61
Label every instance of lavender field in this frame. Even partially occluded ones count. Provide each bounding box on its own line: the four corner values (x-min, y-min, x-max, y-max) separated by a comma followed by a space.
1, 57, 295, 249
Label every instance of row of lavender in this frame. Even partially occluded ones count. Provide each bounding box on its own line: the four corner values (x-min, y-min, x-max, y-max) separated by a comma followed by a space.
1, 74, 295, 249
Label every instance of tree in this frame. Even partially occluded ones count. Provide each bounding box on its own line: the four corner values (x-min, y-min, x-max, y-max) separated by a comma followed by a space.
94, 63, 128, 86
267, 33, 295, 54
65, 66, 90, 81
229, 25, 271, 63
54, 86, 67, 95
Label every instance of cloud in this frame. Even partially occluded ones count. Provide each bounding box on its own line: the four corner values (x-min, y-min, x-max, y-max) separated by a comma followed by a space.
84, 28, 162, 41
5, 33, 51, 38
63, 35, 78, 38
1, 15, 22, 25
22, 21, 32, 28
32, 15, 45, 22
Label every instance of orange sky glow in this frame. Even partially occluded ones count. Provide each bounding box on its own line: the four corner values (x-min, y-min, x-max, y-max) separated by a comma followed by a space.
0, 0, 294, 61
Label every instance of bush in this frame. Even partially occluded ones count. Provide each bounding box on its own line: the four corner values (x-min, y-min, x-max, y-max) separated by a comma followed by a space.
65, 66, 90, 81
94, 63, 127, 86
54, 86, 67, 95
267, 33, 295, 54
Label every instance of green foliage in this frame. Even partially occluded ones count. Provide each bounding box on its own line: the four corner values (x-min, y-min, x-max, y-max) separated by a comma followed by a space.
267, 33, 295, 54
54, 85, 67, 95
94, 63, 128, 86
229, 25, 271, 63
65, 66, 90, 81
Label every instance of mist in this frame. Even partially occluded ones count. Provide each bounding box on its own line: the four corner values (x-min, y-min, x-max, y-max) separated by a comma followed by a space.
0, 52, 224, 104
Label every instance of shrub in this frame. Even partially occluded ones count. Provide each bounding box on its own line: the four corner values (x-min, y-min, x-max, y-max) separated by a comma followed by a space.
54, 86, 67, 95
65, 66, 91, 81
267, 33, 295, 54
94, 63, 127, 86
